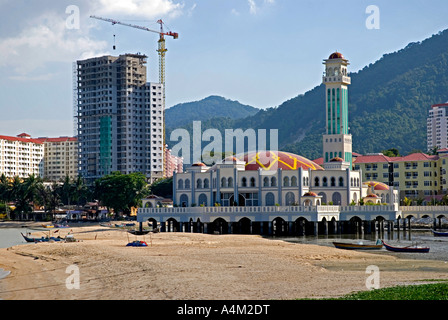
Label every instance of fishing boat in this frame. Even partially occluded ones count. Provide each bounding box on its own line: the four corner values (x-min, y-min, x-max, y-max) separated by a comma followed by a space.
41, 224, 54, 228
432, 229, 448, 237
333, 239, 383, 250
382, 240, 430, 253
126, 240, 148, 247
128, 229, 151, 235
54, 223, 69, 228
21, 233, 63, 243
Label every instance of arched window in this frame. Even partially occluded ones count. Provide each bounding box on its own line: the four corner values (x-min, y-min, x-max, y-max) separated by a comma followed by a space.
271, 177, 277, 187
291, 176, 298, 187
250, 177, 256, 187
350, 177, 354, 187
323, 177, 328, 187
339, 177, 344, 187
306, 177, 309, 186
283, 176, 290, 187
228, 177, 233, 188
185, 179, 191, 189
331, 177, 336, 187
263, 177, 269, 187
221, 177, 227, 188
357, 178, 360, 187
265, 192, 275, 206
198, 194, 207, 206
303, 177, 306, 185
332, 192, 341, 205
196, 179, 202, 189
285, 192, 295, 206
315, 177, 320, 187
386, 194, 390, 204
180, 194, 189, 207
178, 179, 184, 190
318, 192, 327, 204
204, 179, 210, 189
242, 177, 247, 187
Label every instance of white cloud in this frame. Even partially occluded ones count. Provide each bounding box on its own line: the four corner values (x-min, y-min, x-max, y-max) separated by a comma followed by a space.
231, 8, 240, 16
248, 0, 275, 15
0, 11, 108, 75
93, 0, 184, 19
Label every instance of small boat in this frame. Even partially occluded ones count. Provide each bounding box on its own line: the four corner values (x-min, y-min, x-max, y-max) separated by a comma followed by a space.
382, 240, 430, 253
432, 229, 448, 237
21, 233, 63, 243
41, 224, 54, 228
333, 240, 383, 250
128, 229, 151, 235
126, 240, 148, 247
54, 223, 69, 228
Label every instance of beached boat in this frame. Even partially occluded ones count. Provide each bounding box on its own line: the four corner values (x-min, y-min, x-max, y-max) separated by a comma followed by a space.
126, 240, 148, 247
41, 224, 54, 228
128, 229, 151, 235
21, 233, 63, 243
333, 240, 383, 250
432, 229, 448, 237
382, 240, 430, 253
54, 223, 69, 228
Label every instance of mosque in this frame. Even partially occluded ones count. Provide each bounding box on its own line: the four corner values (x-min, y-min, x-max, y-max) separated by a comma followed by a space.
138, 52, 401, 236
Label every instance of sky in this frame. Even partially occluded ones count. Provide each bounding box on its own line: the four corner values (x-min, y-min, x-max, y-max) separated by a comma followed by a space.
0, 0, 448, 138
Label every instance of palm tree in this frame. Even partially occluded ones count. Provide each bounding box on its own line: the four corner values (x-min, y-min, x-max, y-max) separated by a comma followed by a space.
0, 174, 11, 219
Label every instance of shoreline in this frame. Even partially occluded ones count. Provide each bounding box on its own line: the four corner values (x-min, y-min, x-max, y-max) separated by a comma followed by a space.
1, 225, 448, 300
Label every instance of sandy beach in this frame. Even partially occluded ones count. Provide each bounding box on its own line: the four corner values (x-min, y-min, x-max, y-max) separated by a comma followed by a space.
1, 224, 448, 300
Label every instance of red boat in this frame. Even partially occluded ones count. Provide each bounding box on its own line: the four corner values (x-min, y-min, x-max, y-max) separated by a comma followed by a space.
381, 240, 429, 253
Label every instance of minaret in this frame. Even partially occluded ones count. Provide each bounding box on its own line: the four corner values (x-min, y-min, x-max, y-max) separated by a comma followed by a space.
322, 52, 352, 169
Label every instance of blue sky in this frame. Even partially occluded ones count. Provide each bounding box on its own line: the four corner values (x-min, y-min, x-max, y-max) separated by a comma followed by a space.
0, 0, 447, 137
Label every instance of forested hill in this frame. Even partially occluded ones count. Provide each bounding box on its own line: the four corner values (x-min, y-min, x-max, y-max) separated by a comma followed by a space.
165, 95, 259, 129
166, 29, 448, 161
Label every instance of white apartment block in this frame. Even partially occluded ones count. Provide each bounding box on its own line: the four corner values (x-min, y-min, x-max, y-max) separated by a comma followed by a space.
427, 103, 448, 151
0, 133, 44, 178
76, 54, 164, 184
39, 137, 78, 181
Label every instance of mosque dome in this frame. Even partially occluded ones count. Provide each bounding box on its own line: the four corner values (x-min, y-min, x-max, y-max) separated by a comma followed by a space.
236, 150, 324, 171
329, 52, 344, 59
330, 157, 344, 162
363, 181, 390, 191
303, 192, 318, 197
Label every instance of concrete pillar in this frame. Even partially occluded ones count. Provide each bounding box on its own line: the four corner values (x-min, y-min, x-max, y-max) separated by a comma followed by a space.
323, 220, 328, 235
268, 221, 273, 236
204, 223, 208, 234
260, 221, 264, 235
288, 222, 293, 236
313, 222, 318, 236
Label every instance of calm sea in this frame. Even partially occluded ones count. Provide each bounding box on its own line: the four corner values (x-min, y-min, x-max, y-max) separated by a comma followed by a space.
0, 228, 29, 249
275, 230, 448, 262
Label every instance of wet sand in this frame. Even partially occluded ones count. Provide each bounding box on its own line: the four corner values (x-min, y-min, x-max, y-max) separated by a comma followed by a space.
1, 225, 448, 300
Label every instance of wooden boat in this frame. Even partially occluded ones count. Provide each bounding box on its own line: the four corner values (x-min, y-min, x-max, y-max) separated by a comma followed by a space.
382, 240, 430, 253
333, 240, 383, 250
128, 229, 151, 235
432, 229, 448, 237
126, 240, 148, 247
54, 223, 69, 228
41, 224, 54, 228
21, 233, 62, 243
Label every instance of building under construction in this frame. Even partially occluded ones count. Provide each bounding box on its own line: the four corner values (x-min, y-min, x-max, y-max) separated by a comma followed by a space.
75, 53, 164, 183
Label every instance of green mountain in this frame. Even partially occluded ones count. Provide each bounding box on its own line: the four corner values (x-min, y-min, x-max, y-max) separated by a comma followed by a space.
166, 29, 448, 162
165, 95, 259, 129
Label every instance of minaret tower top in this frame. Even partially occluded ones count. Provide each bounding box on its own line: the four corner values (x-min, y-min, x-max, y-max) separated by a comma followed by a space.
322, 52, 352, 169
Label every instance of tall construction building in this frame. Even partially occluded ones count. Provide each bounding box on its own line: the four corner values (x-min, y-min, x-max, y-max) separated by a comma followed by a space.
427, 102, 448, 151
75, 53, 164, 183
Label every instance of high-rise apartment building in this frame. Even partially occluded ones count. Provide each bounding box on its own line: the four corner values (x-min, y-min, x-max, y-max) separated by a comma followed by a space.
38, 137, 78, 181
0, 133, 44, 178
76, 53, 164, 183
427, 103, 448, 151
164, 145, 183, 178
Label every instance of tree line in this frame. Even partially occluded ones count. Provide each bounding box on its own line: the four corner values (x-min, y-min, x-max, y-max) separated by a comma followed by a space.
0, 171, 152, 220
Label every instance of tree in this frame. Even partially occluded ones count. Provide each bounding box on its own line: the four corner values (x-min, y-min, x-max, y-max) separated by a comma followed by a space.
94, 172, 149, 218
382, 148, 400, 157
149, 177, 173, 198
0, 174, 11, 219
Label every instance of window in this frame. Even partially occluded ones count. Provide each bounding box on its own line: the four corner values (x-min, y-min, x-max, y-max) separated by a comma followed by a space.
263, 177, 269, 187
283, 177, 290, 187
250, 177, 256, 187
242, 177, 247, 187
271, 177, 277, 187
331, 177, 336, 187
323, 177, 328, 187
204, 179, 209, 188
339, 177, 344, 187
314, 177, 320, 187
291, 176, 297, 187
196, 179, 202, 189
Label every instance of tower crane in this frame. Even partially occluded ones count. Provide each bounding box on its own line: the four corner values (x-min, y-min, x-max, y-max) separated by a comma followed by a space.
90, 15, 179, 178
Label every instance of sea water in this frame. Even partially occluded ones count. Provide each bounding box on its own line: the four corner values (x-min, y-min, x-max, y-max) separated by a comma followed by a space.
273, 230, 448, 262
0, 228, 28, 249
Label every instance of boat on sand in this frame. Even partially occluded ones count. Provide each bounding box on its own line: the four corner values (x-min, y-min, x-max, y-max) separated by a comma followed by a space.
333, 239, 383, 250
381, 240, 430, 253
